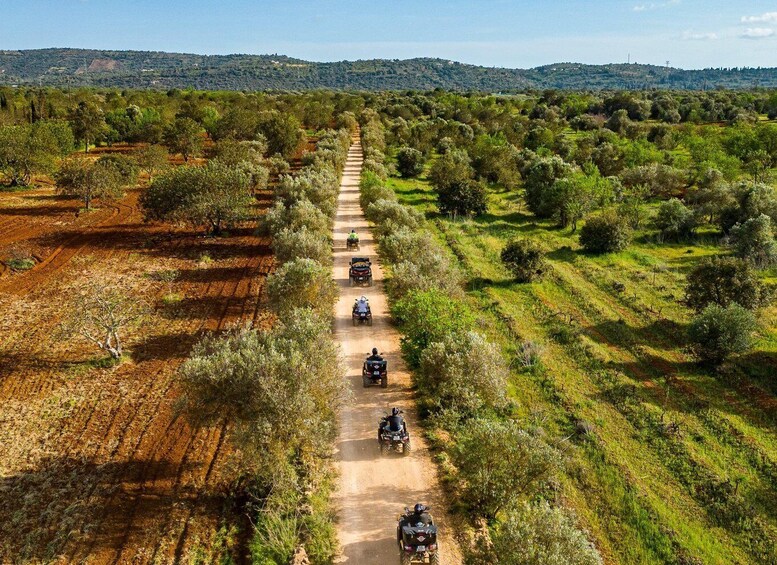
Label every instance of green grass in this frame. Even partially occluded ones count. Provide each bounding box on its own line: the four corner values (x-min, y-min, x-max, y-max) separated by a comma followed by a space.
6, 257, 36, 271
391, 174, 777, 564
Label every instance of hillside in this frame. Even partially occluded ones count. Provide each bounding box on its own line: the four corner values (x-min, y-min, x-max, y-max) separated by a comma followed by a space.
2, 48, 777, 91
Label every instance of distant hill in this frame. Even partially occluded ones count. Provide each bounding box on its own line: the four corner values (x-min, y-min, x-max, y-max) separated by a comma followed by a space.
1, 48, 776, 91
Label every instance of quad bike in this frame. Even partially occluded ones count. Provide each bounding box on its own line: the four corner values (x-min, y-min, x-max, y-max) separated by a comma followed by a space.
363, 356, 388, 388
378, 411, 411, 455
397, 506, 440, 565
352, 297, 373, 326
349, 257, 373, 286
346, 235, 360, 251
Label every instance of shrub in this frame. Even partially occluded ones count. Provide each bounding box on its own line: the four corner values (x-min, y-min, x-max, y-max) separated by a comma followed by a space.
272, 227, 331, 265
453, 418, 562, 519
363, 158, 388, 180
275, 168, 338, 218
429, 148, 474, 191
391, 289, 474, 367
359, 172, 396, 209
388, 254, 462, 299
436, 178, 487, 219
524, 156, 575, 218
379, 227, 436, 264
688, 303, 757, 364
729, 214, 777, 268
266, 258, 338, 318
579, 211, 632, 254
395, 146, 425, 178
141, 161, 252, 234
365, 199, 423, 234
418, 331, 508, 417
501, 239, 547, 283
493, 501, 603, 565
685, 256, 770, 312
654, 198, 697, 241
264, 199, 330, 238
96, 154, 140, 186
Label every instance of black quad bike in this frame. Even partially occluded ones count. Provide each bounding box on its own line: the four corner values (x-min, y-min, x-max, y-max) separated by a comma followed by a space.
397, 508, 440, 565
352, 298, 373, 326
346, 235, 360, 251
363, 357, 388, 388
349, 257, 373, 286
378, 413, 411, 456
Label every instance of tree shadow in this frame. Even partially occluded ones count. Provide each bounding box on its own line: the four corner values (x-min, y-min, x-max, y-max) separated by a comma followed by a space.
130, 331, 200, 363
0, 455, 225, 562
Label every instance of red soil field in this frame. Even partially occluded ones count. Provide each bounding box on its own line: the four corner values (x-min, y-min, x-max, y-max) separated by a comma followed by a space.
0, 147, 286, 562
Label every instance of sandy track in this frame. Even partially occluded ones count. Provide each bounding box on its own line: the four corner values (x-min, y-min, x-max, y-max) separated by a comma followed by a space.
333, 141, 462, 564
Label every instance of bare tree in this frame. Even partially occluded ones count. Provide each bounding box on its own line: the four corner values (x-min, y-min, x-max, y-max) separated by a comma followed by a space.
63, 280, 148, 359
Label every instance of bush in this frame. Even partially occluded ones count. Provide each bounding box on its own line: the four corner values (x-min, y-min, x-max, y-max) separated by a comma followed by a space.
579, 211, 632, 254
272, 227, 331, 265
177, 310, 343, 465
418, 331, 508, 417
266, 258, 338, 318
365, 199, 423, 235
653, 198, 697, 241
359, 172, 396, 209
275, 168, 338, 218
395, 146, 425, 178
388, 254, 462, 299
96, 154, 140, 186
729, 214, 777, 268
391, 289, 474, 367
453, 418, 562, 519
524, 156, 575, 218
264, 199, 330, 238
688, 303, 757, 364
436, 178, 487, 218
379, 227, 436, 264
685, 256, 770, 312
501, 239, 547, 283
493, 501, 602, 565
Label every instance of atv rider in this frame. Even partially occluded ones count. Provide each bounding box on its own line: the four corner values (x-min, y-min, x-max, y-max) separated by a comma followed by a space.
398, 504, 433, 542
379, 407, 407, 439
348, 229, 359, 242
367, 347, 383, 362
355, 296, 369, 314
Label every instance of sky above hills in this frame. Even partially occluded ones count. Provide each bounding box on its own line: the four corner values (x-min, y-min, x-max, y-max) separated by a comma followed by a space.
2, 1, 776, 69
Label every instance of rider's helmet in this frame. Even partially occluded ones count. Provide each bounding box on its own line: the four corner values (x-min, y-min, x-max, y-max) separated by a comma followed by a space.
372, 347, 378, 355
351, 229, 356, 233
413, 503, 426, 514
392, 407, 400, 416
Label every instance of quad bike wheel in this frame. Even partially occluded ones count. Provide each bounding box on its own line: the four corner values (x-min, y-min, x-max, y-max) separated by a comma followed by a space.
430, 552, 440, 565
400, 552, 412, 565
367, 317, 373, 326
362, 376, 370, 388
379, 443, 388, 456
352, 318, 357, 326
368, 276, 373, 286
381, 376, 388, 388
349, 278, 355, 287
403, 441, 411, 455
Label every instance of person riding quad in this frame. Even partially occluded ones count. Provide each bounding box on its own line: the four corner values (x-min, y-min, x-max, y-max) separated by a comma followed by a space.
355, 296, 369, 314
367, 347, 382, 362
380, 407, 407, 438
398, 503, 433, 542
348, 230, 359, 241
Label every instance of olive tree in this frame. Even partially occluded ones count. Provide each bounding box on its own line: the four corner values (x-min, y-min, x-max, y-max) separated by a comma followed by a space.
134, 144, 169, 181
453, 418, 563, 519
69, 101, 107, 153
177, 311, 344, 465
501, 239, 547, 283
688, 304, 757, 365
395, 146, 425, 178
654, 199, 698, 241
0, 123, 67, 186
493, 502, 602, 565
730, 214, 777, 268
272, 227, 332, 265
141, 161, 252, 234
266, 258, 338, 318
685, 256, 770, 312
164, 117, 203, 162
62, 278, 148, 359
54, 158, 124, 210
418, 331, 508, 417
436, 178, 488, 219
579, 211, 632, 254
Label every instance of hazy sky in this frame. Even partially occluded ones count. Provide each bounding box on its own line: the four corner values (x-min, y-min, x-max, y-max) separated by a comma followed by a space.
1, 1, 776, 69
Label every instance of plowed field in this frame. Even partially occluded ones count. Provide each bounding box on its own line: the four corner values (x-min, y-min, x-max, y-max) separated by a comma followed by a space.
0, 158, 276, 562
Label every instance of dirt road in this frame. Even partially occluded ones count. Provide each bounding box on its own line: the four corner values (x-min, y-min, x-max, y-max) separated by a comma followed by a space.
333, 141, 462, 564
